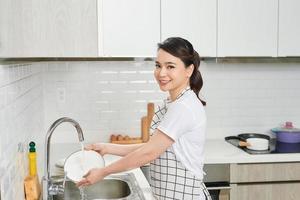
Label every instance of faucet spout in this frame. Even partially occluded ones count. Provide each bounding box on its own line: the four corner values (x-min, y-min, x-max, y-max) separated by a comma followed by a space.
43, 117, 84, 200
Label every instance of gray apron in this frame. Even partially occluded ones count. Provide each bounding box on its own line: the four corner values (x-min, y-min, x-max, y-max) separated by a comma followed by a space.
149, 88, 211, 200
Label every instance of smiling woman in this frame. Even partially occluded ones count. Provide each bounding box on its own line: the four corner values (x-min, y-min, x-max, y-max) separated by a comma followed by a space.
149, 37, 210, 200
77, 37, 210, 200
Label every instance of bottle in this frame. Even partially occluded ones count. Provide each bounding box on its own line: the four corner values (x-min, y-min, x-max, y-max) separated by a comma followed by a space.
28, 141, 37, 176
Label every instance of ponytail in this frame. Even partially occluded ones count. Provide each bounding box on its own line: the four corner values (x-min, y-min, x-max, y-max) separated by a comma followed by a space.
190, 51, 206, 106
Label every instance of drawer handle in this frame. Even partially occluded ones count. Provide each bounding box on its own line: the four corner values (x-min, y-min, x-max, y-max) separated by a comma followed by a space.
206, 186, 231, 190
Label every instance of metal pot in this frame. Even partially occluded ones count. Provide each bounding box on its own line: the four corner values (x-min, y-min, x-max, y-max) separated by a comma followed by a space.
271, 122, 300, 143
275, 141, 300, 153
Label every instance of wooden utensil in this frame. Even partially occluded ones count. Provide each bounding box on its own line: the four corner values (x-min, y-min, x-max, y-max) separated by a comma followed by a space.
239, 141, 251, 147
141, 116, 149, 142
147, 102, 155, 127
141, 102, 154, 142
24, 175, 41, 200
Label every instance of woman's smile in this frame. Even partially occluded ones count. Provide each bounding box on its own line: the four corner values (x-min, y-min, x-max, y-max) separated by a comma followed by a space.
158, 79, 171, 87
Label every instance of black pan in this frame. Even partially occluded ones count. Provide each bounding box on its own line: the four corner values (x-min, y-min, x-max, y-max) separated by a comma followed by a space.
225, 133, 270, 151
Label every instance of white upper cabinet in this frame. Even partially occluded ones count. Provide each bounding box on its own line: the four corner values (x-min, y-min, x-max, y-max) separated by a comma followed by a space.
0, 0, 98, 57
0, 0, 46, 57
218, 0, 278, 57
161, 0, 217, 57
44, 0, 98, 57
278, 0, 300, 56
3, 0, 300, 58
100, 0, 160, 57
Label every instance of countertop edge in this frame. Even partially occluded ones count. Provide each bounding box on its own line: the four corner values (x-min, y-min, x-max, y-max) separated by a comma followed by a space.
204, 139, 300, 164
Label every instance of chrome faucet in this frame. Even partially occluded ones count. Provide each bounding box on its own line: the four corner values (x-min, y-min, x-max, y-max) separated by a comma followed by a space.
42, 117, 84, 200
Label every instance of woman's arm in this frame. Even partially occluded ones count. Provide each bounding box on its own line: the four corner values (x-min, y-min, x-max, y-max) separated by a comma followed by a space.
104, 143, 145, 156
86, 142, 145, 157
77, 130, 173, 186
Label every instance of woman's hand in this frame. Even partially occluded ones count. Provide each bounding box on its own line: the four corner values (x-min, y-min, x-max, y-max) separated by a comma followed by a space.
85, 143, 107, 156
76, 168, 106, 187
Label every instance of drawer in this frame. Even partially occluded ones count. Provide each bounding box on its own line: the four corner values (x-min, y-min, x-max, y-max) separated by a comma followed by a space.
230, 162, 300, 183
230, 182, 300, 200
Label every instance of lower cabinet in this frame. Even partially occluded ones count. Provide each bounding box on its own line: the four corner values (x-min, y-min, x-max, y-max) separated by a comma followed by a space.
229, 162, 300, 200
205, 162, 300, 200
230, 182, 300, 200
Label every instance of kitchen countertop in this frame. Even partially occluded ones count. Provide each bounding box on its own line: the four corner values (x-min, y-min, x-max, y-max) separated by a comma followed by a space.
204, 139, 300, 164
47, 140, 300, 199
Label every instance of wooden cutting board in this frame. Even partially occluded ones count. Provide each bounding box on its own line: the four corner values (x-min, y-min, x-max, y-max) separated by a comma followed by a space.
110, 102, 154, 144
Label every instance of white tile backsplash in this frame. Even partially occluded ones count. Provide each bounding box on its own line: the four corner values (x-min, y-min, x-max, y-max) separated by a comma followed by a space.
0, 63, 44, 200
201, 62, 300, 138
43, 61, 166, 143
42, 61, 300, 143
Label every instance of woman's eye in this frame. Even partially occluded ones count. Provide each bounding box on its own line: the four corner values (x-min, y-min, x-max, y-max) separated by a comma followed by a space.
167, 65, 175, 69
155, 64, 161, 68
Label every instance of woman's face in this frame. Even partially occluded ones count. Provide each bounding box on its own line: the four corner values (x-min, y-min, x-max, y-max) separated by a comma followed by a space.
154, 49, 193, 96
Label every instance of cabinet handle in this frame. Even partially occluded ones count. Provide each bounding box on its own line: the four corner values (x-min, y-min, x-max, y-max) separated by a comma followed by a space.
206, 186, 231, 190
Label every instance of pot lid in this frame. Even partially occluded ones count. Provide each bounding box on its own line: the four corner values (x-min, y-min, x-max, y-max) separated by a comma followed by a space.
271, 122, 300, 133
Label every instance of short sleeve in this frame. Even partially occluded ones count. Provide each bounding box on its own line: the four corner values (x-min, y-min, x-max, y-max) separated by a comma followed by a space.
157, 103, 193, 141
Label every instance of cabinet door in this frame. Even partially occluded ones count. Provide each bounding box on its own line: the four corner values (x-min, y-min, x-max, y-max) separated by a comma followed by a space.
218, 0, 278, 57
100, 0, 160, 57
278, 0, 300, 56
0, 0, 98, 57
161, 0, 217, 57
43, 0, 98, 57
0, 0, 43, 57
230, 182, 300, 200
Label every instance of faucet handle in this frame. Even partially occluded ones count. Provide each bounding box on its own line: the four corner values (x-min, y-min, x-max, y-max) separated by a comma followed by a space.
49, 184, 64, 195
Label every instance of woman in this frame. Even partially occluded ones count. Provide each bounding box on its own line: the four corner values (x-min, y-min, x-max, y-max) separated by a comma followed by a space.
77, 37, 211, 200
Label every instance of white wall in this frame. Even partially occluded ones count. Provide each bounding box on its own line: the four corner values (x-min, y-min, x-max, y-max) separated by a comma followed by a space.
43, 61, 300, 143
0, 63, 44, 200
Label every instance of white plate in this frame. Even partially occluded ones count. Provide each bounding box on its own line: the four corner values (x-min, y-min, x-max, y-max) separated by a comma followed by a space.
55, 158, 66, 168
52, 167, 65, 176
64, 150, 105, 182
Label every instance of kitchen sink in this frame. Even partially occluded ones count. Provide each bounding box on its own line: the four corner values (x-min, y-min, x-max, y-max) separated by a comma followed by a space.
52, 173, 145, 200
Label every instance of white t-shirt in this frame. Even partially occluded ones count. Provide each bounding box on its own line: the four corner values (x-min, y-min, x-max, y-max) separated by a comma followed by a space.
157, 90, 206, 179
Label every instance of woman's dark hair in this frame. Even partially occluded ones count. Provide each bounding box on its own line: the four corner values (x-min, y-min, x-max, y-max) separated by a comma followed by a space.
158, 37, 206, 106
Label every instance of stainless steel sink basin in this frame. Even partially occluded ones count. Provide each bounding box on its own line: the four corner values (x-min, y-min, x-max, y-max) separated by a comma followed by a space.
52, 173, 145, 200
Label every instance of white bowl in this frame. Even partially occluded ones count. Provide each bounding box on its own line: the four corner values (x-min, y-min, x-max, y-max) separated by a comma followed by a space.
64, 150, 105, 182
